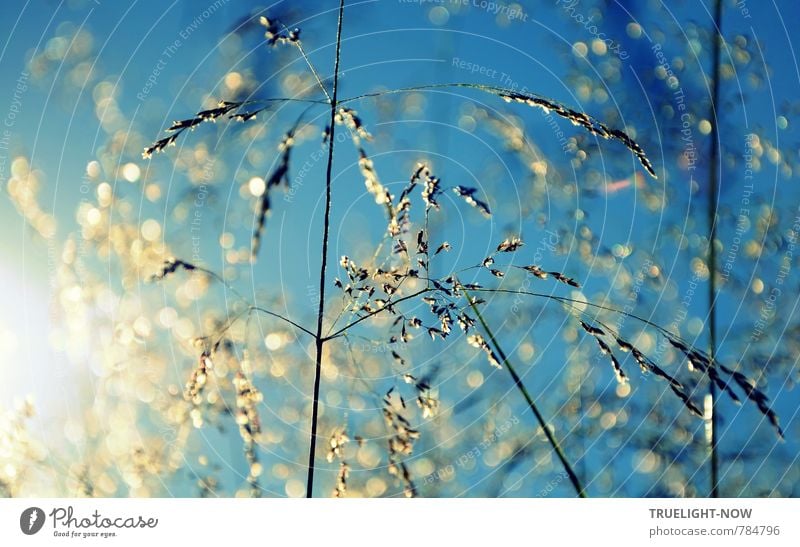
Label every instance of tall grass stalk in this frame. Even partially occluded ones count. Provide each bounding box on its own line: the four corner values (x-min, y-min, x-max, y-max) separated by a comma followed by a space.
307, 0, 346, 499
707, 0, 724, 499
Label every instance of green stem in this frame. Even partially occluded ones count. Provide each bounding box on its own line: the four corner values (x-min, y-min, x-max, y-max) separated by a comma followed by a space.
465, 289, 587, 498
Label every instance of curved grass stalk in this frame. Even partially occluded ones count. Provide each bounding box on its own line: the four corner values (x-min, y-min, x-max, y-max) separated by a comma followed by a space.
152, 260, 316, 339
339, 82, 656, 179
467, 287, 685, 341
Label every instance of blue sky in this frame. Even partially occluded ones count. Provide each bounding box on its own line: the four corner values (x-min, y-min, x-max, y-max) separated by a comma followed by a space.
1, 0, 798, 497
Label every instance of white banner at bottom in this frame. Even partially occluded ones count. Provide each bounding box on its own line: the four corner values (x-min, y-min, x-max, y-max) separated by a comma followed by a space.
1, 498, 798, 546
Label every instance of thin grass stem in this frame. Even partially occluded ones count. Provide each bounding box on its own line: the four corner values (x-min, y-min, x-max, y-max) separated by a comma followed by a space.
306, 0, 346, 499
463, 288, 587, 498
707, 0, 724, 499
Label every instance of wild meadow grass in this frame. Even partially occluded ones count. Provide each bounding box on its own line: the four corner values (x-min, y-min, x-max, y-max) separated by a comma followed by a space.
140, 0, 783, 498
1, 0, 793, 500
